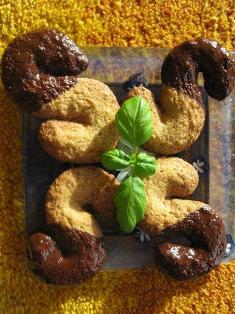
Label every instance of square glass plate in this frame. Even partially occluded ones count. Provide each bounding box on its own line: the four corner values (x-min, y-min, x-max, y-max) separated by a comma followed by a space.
23, 47, 235, 270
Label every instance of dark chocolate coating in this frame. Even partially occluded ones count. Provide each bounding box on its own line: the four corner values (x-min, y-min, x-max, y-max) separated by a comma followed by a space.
28, 224, 105, 285
161, 38, 234, 102
1, 29, 88, 112
155, 207, 226, 280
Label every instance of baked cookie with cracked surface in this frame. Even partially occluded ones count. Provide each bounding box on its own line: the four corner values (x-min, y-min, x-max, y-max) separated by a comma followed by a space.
1, 29, 120, 164
125, 38, 234, 155
140, 157, 226, 280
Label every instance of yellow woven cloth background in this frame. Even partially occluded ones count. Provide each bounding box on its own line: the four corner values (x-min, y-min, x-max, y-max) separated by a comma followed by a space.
0, 1, 235, 313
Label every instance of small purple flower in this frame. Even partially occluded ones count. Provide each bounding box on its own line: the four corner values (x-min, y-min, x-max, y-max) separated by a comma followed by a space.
192, 156, 209, 174
134, 227, 151, 243
224, 234, 234, 258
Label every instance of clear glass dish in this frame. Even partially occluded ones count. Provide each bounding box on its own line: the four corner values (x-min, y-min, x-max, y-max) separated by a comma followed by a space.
23, 47, 235, 270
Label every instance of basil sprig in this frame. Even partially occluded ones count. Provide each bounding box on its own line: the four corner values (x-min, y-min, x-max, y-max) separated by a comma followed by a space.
101, 96, 157, 233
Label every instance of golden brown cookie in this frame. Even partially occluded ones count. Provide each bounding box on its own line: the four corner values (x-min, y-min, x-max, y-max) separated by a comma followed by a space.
139, 157, 226, 280
126, 38, 234, 155
45, 166, 119, 233
128, 85, 205, 155
28, 167, 119, 285
140, 157, 202, 233
1, 29, 120, 164
36, 78, 120, 164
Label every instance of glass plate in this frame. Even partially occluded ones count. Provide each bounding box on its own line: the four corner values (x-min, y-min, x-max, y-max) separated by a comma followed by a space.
23, 47, 235, 270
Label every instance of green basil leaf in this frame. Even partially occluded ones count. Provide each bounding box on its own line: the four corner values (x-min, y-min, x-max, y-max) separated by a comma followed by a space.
135, 153, 157, 177
114, 176, 146, 233
100, 149, 131, 170
115, 96, 153, 148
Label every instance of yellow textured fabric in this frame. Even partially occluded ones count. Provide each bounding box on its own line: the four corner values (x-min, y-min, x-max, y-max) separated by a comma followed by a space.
0, 1, 234, 313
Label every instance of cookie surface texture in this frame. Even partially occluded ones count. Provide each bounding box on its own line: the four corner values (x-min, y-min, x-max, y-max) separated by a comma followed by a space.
37, 78, 120, 164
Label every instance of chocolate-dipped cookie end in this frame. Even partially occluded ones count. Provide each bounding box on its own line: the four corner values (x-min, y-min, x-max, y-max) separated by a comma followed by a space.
1, 29, 88, 112
155, 206, 226, 280
28, 225, 106, 285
